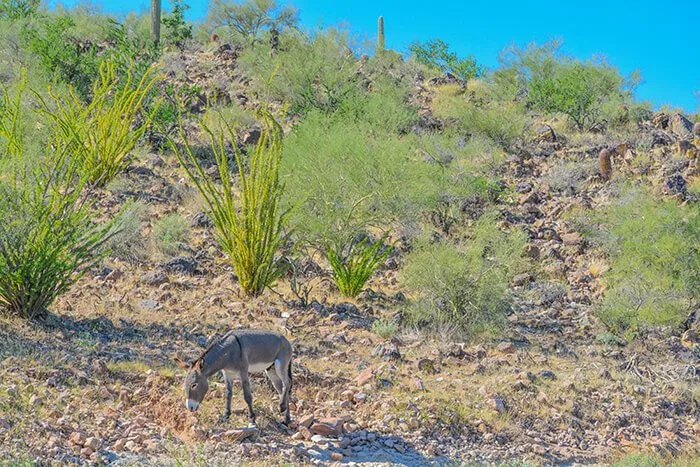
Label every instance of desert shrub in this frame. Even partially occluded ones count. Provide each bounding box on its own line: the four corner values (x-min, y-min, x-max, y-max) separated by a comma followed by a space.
103, 201, 149, 262
171, 110, 289, 296
162, 0, 193, 50
21, 14, 101, 100
238, 27, 358, 114
336, 75, 418, 134
0, 0, 39, 20
40, 59, 161, 187
577, 189, 699, 337
206, 0, 298, 43
0, 84, 114, 318
498, 41, 638, 131
372, 318, 398, 338
409, 38, 483, 83
400, 212, 528, 337
154, 213, 189, 257
327, 235, 393, 298
431, 84, 526, 148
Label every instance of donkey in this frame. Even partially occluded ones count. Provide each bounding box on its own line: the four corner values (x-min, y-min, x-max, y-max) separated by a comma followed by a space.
173, 329, 293, 425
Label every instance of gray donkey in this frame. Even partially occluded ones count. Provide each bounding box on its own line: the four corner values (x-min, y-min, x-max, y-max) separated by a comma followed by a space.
174, 329, 293, 425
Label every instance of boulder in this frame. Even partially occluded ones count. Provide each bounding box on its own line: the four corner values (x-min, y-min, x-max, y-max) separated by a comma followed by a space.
669, 113, 693, 137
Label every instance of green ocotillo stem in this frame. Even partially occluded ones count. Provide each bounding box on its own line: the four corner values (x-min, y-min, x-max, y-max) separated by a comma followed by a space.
151, 0, 161, 46
377, 16, 385, 54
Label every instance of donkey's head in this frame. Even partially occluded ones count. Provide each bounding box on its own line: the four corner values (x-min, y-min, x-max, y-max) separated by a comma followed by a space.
174, 357, 209, 412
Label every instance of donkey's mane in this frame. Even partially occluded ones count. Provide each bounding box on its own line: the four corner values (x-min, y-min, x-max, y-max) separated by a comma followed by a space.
194, 330, 234, 365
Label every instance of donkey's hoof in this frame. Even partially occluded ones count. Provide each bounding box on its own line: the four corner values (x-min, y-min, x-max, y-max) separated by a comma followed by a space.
218, 413, 231, 423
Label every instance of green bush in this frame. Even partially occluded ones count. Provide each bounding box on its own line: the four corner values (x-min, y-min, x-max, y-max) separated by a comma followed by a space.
327, 235, 392, 298
40, 59, 161, 187
206, 0, 298, 43
153, 213, 188, 257
578, 189, 699, 337
431, 83, 526, 148
400, 212, 527, 337
497, 41, 638, 131
238, 27, 358, 114
409, 38, 483, 83
162, 0, 192, 50
0, 0, 39, 20
0, 82, 113, 319
171, 110, 289, 296
103, 201, 149, 262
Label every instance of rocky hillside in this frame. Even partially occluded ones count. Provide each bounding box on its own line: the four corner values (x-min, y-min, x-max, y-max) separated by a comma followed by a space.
1, 39, 698, 466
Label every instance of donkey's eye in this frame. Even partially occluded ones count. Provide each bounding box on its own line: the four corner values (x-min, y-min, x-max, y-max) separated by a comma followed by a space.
191, 383, 198, 389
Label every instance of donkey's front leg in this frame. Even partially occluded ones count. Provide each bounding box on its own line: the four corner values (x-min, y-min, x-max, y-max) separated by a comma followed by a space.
219, 370, 234, 422
240, 371, 256, 425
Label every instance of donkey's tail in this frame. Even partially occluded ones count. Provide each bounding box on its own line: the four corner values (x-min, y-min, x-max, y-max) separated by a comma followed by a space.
287, 358, 293, 392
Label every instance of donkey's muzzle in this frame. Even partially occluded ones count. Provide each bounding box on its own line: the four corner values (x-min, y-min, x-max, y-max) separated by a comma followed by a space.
186, 399, 200, 412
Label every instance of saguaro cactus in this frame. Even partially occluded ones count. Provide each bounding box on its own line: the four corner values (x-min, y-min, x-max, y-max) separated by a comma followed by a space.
151, 0, 161, 46
376, 16, 385, 54
598, 148, 612, 181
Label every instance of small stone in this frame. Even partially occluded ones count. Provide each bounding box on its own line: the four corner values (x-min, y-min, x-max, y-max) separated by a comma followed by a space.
85, 437, 101, 451
140, 270, 168, 286
341, 390, 355, 402
561, 232, 582, 246
488, 395, 507, 413
80, 447, 93, 457
299, 414, 315, 428
417, 358, 437, 373
138, 299, 161, 311
160, 256, 197, 275
497, 342, 516, 354
330, 452, 343, 461
222, 427, 258, 441
538, 370, 556, 380
105, 269, 124, 282
69, 431, 86, 446
355, 367, 375, 386
512, 273, 531, 286
124, 440, 138, 452
113, 439, 126, 451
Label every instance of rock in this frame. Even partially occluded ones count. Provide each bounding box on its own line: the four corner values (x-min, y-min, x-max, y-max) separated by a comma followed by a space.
160, 256, 197, 275
80, 447, 93, 457
138, 299, 161, 311
488, 395, 507, 413
534, 124, 556, 143
69, 431, 87, 446
497, 342, 516, 354
512, 273, 532, 286
222, 427, 258, 441
525, 245, 540, 260
140, 270, 168, 286
538, 370, 556, 380
515, 181, 533, 194
84, 437, 101, 451
105, 269, 123, 282
191, 211, 213, 228
669, 113, 693, 137
355, 367, 375, 386
652, 112, 670, 129
330, 452, 343, 461
113, 439, 126, 451
694, 122, 700, 137
92, 359, 109, 375
298, 414, 315, 428
372, 344, 401, 361
341, 390, 355, 402
242, 127, 261, 146
561, 232, 583, 246
310, 418, 344, 437
666, 173, 687, 196
651, 129, 674, 147
124, 440, 138, 452
147, 154, 165, 168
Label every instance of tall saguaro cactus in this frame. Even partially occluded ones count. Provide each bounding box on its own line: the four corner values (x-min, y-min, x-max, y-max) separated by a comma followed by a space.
151, 0, 161, 46
376, 16, 385, 55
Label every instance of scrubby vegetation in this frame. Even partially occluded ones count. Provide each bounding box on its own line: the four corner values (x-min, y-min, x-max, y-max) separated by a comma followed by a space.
0, 0, 698, 465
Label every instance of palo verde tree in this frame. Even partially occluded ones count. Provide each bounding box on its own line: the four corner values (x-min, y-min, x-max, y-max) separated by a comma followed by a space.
409, 38, 483, 84
206, 0, 298, 43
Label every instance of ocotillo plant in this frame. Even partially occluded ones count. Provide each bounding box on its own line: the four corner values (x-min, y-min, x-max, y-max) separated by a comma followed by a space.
376, 16, 385, 55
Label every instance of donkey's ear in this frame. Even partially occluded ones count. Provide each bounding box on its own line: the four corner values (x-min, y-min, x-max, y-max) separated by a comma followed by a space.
172, 356, 190, 370
194, 359, 204, 371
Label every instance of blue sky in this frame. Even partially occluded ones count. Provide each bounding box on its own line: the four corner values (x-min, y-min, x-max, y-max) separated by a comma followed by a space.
53, 1, 699, 112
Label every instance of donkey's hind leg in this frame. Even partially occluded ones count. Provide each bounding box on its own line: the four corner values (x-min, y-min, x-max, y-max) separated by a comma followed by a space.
274, 358, 291, 424
266, 368, 284, 397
